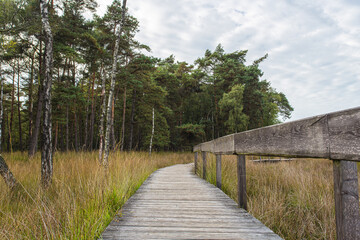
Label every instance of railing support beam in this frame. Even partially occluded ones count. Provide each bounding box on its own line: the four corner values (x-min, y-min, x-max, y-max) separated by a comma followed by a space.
202, 152, 207, 180
194, 152, 198, 174
216, 154, 222, 189
333, 160, 360, 240
237, 154, 247, 210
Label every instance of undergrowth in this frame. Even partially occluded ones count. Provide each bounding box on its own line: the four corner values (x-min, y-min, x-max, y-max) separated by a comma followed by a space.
0, 151, 192, 239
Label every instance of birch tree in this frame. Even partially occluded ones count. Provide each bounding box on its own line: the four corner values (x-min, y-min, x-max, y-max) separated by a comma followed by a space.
0, 155, 18, 190
149, 107, 154, 156
39, 0, 54, 188
98, 65, 106, 164
101, 0, 127, 167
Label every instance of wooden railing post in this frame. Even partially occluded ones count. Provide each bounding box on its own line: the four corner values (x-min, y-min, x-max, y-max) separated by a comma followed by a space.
237, 154, 247, 210
202, 152, 207, 180
216, 154, 222, 189
333, 160, 360, 240
194, 152, 198, 174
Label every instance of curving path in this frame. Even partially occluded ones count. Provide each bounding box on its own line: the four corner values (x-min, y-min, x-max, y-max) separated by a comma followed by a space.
101, 163, 282, 240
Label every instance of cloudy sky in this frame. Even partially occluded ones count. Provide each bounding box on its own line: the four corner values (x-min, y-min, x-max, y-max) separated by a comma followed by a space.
97, 0, 360, 121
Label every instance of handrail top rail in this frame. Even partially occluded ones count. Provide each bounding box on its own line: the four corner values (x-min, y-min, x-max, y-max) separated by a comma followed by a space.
194, 106, 360, 161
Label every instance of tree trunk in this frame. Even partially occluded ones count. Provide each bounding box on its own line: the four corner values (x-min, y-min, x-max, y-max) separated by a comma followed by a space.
89, 81, 96, 150
17, 60, 23, 151
40, 0, 54, 188
111, 96, 116, 150
66, 105, 69, 151
53, 121, 58, 152
28, 40, 43, 157
98, 65, 106, 164
120, 86, 126, 151
4, 112, 8, 152
0, 63, 3, 151
102, 0, 127, 167
149, 107, 155, 156
0, 155, 18, 190
28, 52, 35, 149
129, 89, 136, 151
83, 73, 94, 150
9, 62, 15, 152
74, 110, 78, 152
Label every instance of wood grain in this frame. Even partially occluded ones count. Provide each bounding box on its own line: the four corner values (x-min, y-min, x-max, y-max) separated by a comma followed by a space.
237, 154, 247, 210
101, 164, 282, 239
202, 151, 207, 180
193, 106, 360, 161
216, 154, 222, 189
333, 160, 360, 240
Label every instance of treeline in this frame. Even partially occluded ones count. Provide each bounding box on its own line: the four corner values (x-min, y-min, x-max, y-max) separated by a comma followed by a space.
0, 0, 293, 154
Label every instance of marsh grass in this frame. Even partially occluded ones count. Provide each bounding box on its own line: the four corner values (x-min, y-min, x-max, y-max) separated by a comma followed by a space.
0, 151, 192, 239
196, 154, 360, 240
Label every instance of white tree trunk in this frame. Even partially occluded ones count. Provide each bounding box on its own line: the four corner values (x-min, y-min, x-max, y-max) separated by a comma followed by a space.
102, 0, 127, 167
39, 0, 54, 188
149, 107, 155, 156
120, 86, 127, 151
98, 65, 106, 164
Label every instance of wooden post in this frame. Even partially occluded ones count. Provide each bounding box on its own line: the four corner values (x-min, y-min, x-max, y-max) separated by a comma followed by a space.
194, 152, 198, 174
202, 151, 207, 180
237, 154, 247, 210
333, 160, 360, 240
216, 154, 221, 189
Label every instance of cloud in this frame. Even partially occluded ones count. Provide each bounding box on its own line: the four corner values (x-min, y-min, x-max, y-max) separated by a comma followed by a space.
98, 0, 360, 120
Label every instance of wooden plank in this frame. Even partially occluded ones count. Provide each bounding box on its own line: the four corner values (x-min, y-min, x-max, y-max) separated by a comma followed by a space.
328, 108, 360, 161
101, 164, 282, 239
216, 154, 222, 189
237, 155, 247, 210
202, 151, 207, 180
194, 152, 198, 174
234, 115, 329, 158
193, 106, 360, 161
193, 144, 201, 152
214, 134, 235, 154
333, 160, 360, 240
201, 141, 214, 152
102, 231, 281, 240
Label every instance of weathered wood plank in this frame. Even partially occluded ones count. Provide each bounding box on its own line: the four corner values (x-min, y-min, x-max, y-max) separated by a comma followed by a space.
328, 108, 360, 161
102, 231, 281, 240
216, 154, 222, 189
333, 160, 360, 240
194, 106, 360, 161
202, 151, 207, 180
101, 164, 282, 239
201, 140, 214, 152
194, 152, 198, 174
214, 134, 235, 154
237, 154, 247, 210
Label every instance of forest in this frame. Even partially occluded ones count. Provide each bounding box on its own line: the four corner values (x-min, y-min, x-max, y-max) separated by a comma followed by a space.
0, 0, 293, 154
0, 0, 293, 184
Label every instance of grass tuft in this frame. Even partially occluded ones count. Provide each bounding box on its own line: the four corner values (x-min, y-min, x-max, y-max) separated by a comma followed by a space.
0, 151, 192, 239
196, 154, 360, 240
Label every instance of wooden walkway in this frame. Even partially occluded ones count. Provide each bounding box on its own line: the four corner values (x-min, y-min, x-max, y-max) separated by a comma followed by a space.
101, 163, 282, 239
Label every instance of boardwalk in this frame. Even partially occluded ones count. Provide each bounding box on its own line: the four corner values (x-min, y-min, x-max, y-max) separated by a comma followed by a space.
101, 163, 282, 240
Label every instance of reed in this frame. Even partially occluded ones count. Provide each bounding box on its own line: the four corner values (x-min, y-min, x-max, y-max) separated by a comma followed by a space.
0, 151, 192, 239
196, 154, 360, 240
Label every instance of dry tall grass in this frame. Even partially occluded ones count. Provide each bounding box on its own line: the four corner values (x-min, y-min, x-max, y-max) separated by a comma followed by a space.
0, 151, 193, 239
197, 154, 360, 240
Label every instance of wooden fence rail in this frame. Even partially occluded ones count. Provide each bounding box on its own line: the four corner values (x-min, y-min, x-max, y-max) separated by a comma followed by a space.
193, 106, 360, 240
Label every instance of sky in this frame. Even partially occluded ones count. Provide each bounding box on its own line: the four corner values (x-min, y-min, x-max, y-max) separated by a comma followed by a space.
95, 0, 360, 121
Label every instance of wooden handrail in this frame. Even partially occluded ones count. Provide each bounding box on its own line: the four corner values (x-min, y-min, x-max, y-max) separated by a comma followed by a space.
193, 106, 360, 240
194, 106, 360, 161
